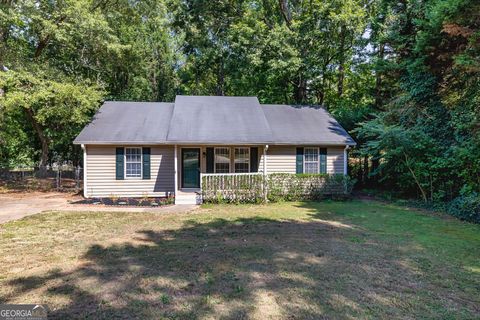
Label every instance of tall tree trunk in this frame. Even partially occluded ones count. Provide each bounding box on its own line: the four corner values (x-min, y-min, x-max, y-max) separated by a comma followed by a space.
316, 64, 327, 105
357, 156, 363, 186
363, 155, 369, 185
278, 0, 291, 29
33, 16, 66, 59
375, 43, 385, 109
403, 152, 427, 202
371, 158, 380, 183
151, 61, 158, 101
34, 35, 51, 58
294, 76, 307, 103
316, 89, 324, 105
24, 108, 49, 175
337, 25, 346, 97
216, 60, 225, 96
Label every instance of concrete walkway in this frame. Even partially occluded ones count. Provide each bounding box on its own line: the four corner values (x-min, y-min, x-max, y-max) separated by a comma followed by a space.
0, 192, 198, 224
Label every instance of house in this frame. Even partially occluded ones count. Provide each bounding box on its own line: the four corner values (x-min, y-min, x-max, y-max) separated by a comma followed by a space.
74, 95, 356, 204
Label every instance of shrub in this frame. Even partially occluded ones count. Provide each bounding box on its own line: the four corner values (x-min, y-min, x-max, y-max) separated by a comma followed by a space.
202, 173, 355, 203
447, 193, 480, 223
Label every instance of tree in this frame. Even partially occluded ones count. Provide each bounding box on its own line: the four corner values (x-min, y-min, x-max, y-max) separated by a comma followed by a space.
356, 0, 480, 201
0, 70, 103, 171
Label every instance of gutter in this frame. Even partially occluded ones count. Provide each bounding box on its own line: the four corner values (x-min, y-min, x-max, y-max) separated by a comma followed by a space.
73, 141, 357, 146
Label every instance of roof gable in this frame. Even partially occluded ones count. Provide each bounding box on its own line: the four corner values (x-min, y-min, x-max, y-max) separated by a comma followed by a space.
166, 95, 273, 143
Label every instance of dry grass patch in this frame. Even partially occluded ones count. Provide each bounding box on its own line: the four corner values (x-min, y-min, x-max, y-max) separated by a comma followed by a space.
0, 201, 479, 319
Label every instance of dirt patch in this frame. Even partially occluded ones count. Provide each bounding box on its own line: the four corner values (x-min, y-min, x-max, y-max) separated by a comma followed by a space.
0, 192, 78, 224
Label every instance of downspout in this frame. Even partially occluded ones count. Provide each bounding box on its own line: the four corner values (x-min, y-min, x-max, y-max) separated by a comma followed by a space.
343, 145, 350, 176
81, 144, 88, 198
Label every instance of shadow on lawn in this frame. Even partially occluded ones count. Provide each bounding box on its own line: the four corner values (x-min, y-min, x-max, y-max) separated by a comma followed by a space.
4, 205, 477, 319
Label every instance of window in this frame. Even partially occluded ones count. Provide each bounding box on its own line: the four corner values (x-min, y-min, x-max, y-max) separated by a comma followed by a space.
234, 147, 250, 173
125, 147, 142, 178
304, 147, 319, 174
214, 147, 230, 173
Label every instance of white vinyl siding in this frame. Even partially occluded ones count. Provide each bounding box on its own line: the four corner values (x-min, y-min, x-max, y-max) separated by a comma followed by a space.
260, 146, 296, 173
260, 146, 345, 174
85, 145, 174, 197
326, 147, 345, 174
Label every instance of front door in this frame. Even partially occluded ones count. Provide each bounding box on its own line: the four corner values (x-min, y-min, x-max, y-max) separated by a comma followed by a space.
182, 148, 200, 188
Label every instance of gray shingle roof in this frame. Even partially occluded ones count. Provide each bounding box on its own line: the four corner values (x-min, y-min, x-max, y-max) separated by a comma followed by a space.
262, 104, 356, 145
74, 96, 356, 145
166, 95, 273, 143
73, 101, 174, 144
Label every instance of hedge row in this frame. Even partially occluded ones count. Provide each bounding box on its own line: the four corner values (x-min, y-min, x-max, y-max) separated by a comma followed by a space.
447, 192, 480, 223
202, 173, 355, 203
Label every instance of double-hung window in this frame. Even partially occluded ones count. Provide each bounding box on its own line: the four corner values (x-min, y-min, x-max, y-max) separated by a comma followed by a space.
234, 147, 250, 173
304, 147, 319, 174
125, 147, 142, 178
214, 147, 230, 173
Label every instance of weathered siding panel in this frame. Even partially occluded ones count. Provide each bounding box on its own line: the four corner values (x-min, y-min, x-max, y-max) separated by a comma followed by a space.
86, 145, 174, 197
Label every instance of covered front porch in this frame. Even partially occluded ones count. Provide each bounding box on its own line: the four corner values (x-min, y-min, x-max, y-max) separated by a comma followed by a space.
173, 145, 266, 204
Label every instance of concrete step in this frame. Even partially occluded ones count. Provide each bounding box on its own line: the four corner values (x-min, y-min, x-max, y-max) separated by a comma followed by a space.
175, 193, 202, 205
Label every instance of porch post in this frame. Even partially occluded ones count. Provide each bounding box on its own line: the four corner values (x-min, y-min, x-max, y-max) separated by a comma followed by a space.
81, 144, 88, 198
263, 145, 269, 202
174, 144, 178, 195
263, 145, 268, 175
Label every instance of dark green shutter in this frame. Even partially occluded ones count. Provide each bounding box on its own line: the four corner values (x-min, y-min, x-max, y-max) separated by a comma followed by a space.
206, 147, 214, 173
115, 147, 124, 180
296, 147, 304, 174
142, 147, 151, 179
250, 147, 258, 172
320, 148, 327, 173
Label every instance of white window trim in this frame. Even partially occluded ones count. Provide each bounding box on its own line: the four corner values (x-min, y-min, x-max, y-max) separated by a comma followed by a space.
124, 147, 142, 179
234, 147, 250, 173
303, 147, 319, 174
214, 147, 231, 173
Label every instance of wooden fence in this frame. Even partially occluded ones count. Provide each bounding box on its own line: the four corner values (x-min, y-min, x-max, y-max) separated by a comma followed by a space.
0, 167, 83, 190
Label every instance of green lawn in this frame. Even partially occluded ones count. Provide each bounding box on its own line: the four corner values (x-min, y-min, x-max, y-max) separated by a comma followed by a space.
1, 200, 479, 319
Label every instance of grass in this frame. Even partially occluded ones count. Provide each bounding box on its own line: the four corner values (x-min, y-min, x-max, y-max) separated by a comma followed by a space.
0, 200, 479, 319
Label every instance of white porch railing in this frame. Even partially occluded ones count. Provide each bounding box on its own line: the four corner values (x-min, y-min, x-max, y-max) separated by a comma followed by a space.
200, 172, 265, 202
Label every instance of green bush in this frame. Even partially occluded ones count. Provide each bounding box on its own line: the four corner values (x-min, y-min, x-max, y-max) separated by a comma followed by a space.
267, 173, 354, 201
202, 173, 355, 203
447, 193, 480, 223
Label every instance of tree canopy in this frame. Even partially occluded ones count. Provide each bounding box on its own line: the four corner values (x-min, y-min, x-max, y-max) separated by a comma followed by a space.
0, 0, 478, 205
